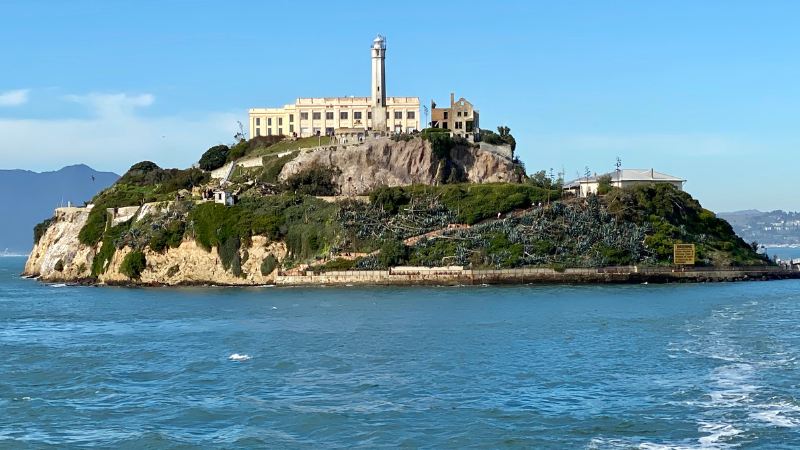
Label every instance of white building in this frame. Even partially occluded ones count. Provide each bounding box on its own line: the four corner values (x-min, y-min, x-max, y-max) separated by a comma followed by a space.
249, 35, 420, 139
563, 169, 686, 197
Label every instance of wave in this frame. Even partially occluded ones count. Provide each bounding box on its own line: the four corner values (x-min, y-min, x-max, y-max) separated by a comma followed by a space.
228, 354, 250, 361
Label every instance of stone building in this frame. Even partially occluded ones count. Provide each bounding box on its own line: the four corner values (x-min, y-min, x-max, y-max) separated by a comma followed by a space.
249, 35, 420, 139
430, 93, 480, 142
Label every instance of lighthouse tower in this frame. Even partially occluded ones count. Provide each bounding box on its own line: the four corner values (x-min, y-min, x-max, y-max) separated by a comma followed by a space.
371, 34, 387, 132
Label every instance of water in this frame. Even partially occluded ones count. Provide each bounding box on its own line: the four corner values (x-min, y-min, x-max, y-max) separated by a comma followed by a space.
765, 247, 800, 262
2, 257, 800, 449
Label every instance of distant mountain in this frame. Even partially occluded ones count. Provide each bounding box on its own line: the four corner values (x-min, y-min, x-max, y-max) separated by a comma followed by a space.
717, 210, 800, 247
1, 164, 119, 254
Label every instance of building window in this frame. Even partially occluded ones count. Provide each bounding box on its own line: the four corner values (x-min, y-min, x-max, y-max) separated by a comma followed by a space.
267, 128, 272, 136
386, 112, 390, 119
407, 111, 415, 119
300, 112, 309, 120
325, 112, 333, 120
278, 118, 283, 126
313, 112, 321, 120
407, 127, 414, 133
289, 124, 294, 133
455, 122, 463, 129
466, 121, 474, 132
394, 111, 402, 119
367, 112, 372, 119
313, 127, 321, 135
443, 111, 449, 119
267, 118, 271, 126
256, 127, 261, 136
279, 128, 283, 135
301, 127, 309, 134
354, 111, 362, 120
457, 111, 462, 117
289, 114, 294, 122
340, 111, 348, 119
443, 122, 448, 129
326, 127, 334, 135
256, 118, 261, 126
395, 125, 402, 133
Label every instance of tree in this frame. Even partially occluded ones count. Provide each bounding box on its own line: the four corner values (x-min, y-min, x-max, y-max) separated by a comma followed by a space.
378, 240, 409, 267
597, 174, 613, 195
199, 145, 230, 171
120, 251, 147, 279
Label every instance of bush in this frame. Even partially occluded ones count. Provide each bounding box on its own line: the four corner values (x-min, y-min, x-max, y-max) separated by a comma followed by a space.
167, 264, 180, 277
227, 140, 250, 162
378, 239, 409, 267
120, 250, 147, 279
150, 220, 186, 252
218, 235, 242, 276
54, 259, 64, 272
260, 254, 277, 276
283, 165, 340, 196
199, 145, 229, 171
154, 168, 210, 195
258, 152, 296, 184
117, 161, 171, 187
90, 220, 132, 276
369, 186, 410, 214
34, 217, 54, 245
597, 174, 613, 195
420, 129, 454, 158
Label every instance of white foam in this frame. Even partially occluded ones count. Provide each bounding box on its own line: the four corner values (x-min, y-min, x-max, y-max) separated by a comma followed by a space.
750, 410, 799, 427
229, 353, 250, 361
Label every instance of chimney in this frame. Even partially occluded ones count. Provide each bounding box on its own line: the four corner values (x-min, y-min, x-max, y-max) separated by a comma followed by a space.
651, 168, 654, 178
450, 92, 455, 106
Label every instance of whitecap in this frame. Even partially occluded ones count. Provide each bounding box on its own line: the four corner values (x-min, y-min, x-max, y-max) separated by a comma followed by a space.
229, 353, 250, 361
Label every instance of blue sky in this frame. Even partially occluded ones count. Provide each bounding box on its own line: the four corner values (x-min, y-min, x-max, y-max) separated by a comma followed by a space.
1, 0, 798, 213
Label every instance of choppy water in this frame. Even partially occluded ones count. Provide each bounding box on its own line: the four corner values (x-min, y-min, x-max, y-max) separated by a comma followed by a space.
2, 257, 800, 449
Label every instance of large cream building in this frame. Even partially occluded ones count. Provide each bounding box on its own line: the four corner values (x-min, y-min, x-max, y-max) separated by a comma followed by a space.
249, 35, 420, 139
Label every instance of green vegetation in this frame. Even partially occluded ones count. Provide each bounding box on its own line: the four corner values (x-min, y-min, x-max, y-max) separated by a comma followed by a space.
120, 250, 146, 279
78, 263, 86, 273
283, 166, 340, 196
247, 136, 325, 158
91, 220, 132, 276
149, 220, 185, 252
597, 174, 613, 195
480, 126, 516, 151
257, 152, 297, 184
218, 234, 242, 276
377, 240, 409, 267
167, 265, 180, 277
54, 259, 64, 272
261, 254, 278, 275
199, 145, 229, 171
34, 217, 54, 245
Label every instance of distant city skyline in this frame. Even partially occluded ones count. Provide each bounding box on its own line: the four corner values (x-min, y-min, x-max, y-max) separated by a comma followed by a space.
1, 0, 798, 212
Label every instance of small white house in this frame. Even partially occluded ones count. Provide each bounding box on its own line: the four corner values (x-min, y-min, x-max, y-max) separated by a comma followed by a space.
564, 169, 686, 197
213, 190, 236, 206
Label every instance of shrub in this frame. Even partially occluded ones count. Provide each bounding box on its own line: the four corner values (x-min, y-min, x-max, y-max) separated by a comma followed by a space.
167, 264, 180, 277
54, 259, 64, 272
258, 152, 296, 184
218, 235, 242, 276
34, 217, 54, 245
260, 254, 277, 276
227, 140, 250, 162
199, 145, 229, 171
420, 130, 454, 158
154, 168, 210, 195
149, 220, 186, 252
597, 174, 613, 195
90, 221, 132, 276
78, 263, 86, 273
283, 165, 340, 196
117, 161, 171, 187
378, 239, 409, 267
120, 250, 147, 279
369, 186, 410, 214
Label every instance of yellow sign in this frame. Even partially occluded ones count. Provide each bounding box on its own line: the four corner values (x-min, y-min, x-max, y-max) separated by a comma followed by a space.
674, 244, 696, 265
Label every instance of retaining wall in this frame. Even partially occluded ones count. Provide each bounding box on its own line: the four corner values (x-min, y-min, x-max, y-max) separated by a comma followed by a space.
276, 266, 799, 286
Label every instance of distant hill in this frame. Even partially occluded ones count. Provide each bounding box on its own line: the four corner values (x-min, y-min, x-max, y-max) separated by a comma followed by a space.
1, 165, 119, 254
718, 210, 800, 247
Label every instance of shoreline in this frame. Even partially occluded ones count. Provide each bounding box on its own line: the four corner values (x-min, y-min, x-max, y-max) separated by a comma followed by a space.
20, 266, 800, 288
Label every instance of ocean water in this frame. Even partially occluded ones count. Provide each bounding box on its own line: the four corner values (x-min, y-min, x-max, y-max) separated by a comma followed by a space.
2, 257, 800, 449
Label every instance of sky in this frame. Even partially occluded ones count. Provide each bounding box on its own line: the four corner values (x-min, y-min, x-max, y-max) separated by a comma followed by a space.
1, 0, 798, 213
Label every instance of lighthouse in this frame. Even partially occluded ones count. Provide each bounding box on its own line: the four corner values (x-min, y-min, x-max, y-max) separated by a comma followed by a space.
371, 34, 387, 132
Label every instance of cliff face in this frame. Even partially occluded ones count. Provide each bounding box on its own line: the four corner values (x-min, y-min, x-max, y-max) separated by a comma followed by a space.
24, 207, 287, 285
279, 138, 518, 194
24, 207, 96, 280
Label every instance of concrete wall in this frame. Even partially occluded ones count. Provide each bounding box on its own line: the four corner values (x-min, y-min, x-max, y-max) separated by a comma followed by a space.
479, 142, 513, 160
277, 266, 797, 286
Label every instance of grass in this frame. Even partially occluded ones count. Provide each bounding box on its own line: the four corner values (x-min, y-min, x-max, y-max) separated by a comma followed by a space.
245, 136, 329, 159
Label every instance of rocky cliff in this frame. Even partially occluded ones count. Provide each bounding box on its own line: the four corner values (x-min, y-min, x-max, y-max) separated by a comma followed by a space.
24, 206, 286, 286
279, 137, 519, 194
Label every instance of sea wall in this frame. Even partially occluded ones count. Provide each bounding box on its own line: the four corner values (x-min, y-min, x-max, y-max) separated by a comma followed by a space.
277, 266, 799, 286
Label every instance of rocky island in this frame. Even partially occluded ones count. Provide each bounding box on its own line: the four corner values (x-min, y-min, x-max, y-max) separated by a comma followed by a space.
23, 129, 794, 287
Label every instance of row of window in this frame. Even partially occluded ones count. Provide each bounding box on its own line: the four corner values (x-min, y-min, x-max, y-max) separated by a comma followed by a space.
258, 111, 416, 124
255, 125, 297, 137
441, 110, 470, 120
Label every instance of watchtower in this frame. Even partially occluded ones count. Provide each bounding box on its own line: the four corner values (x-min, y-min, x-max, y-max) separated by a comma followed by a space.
371, 34, 387, 132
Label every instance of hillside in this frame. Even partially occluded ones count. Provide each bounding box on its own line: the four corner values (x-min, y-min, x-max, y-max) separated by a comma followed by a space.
1, 164, 119, 254
718, 210, 800, 247
23, 134, 770, 285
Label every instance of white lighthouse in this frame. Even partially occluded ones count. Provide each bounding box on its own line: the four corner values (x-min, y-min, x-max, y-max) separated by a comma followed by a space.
371, 34, 387, 132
